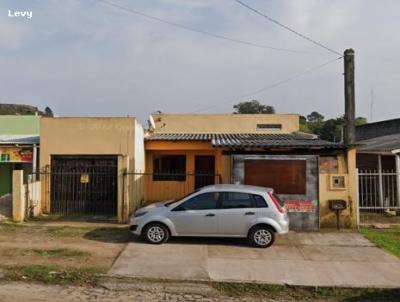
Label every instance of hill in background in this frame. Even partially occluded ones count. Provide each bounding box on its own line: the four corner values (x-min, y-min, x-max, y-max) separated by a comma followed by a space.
0, 103, 53, 116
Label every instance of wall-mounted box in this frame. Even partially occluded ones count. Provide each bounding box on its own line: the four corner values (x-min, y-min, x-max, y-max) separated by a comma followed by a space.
329, 174, 347, 190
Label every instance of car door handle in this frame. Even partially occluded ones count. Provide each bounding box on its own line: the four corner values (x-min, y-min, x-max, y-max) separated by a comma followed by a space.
245, 212, 255, 215
205, 213, 215, 217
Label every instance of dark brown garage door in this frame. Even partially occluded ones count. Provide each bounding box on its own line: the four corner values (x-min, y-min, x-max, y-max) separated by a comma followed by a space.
244, 159, 306, 194
50, 155, 118, 216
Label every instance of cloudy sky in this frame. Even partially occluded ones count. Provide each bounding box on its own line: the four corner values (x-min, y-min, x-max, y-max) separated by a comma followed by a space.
1, 0, 399, 123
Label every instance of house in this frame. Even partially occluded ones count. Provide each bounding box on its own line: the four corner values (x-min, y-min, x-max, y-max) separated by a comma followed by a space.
356, 118, 400, 214
38, 117, 145, 223
0, 116, 40, 197
143, 113, 357, 230
16, 112, 358, 229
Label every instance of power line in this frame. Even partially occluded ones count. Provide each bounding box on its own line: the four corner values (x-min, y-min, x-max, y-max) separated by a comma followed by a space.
97, 0, 325, 54
191, 56, 343, 113
233, 0, 342, 56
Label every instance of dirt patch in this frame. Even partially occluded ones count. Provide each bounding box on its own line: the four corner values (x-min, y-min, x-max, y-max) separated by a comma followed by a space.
0, 280, 399, 302
0, 222, 130, 270
0, 194, 12, 220
361, 212, 400, 224
2, 247, 90, 258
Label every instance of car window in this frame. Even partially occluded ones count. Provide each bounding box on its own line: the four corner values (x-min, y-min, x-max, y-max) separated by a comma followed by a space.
221, 192, 253, 209
253, 194, 268, 208
173, 192, 219, 211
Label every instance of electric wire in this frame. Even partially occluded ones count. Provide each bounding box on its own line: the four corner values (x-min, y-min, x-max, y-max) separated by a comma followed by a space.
97, 0, 326, 54
233, 0, 342, 56
191, 56, 343, 113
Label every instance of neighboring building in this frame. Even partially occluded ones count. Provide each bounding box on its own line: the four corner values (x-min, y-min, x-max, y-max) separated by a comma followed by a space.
0, 116, 40, 197
39, 117, 145, 223
145, 113, 357, 230
356, 118, 400, 211
356, 118, 400, 170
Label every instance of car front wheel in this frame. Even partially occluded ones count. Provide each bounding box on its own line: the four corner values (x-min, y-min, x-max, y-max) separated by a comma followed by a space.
144, 223, 170, 244
248, 225, 275, 248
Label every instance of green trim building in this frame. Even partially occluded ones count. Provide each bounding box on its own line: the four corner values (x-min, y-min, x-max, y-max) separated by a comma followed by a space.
0, 116, 40, 196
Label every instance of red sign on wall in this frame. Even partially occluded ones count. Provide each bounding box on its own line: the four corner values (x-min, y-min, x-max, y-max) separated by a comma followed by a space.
285, 199, 317, 213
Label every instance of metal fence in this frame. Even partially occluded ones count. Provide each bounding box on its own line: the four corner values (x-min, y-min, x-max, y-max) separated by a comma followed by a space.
28, 167, 118, 217
24, 170, 222, 220
124, 172, 222, 204
358, 169, 400, 224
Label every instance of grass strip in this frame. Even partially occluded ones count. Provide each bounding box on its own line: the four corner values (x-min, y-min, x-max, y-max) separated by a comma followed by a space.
2, 265, 106, 286
213, 282, 400, 301
360, 226, 400, 257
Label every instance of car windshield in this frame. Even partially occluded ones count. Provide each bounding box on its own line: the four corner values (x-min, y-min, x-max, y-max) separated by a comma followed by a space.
164, 190, 201, 207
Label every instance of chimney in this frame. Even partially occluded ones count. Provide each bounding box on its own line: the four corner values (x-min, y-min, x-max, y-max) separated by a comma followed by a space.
344, 49, 355, 146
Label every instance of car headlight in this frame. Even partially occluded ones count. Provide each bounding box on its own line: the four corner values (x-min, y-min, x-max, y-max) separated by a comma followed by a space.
134, 211, 148, 218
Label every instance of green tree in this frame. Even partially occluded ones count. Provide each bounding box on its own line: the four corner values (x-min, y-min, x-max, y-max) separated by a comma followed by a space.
307, 111, 324, 123
355, 117, 367, 126
44, 106, 54, 117
318, 116, 367, 142
299, 115, 312, 133
233, 100, 275, 114
306, 111, 325, 135
319, 118, 343, 142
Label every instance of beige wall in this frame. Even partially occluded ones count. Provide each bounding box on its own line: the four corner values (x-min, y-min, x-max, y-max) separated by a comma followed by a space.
319, 150, 357, 228
40, 117, 143, 223
40, 117, 136, 167
130, 120, 146, 211
150, 114, 299, 134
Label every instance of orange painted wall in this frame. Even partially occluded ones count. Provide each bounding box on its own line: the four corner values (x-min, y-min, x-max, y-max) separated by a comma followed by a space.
144, 141, 225, 202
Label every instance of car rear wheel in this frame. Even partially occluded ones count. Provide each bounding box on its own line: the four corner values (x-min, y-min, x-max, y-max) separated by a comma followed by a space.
144, 223, 170, 244
248, 225, 275, 248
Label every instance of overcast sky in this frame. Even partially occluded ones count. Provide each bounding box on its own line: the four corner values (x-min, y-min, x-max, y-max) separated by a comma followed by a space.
1, 0, 399, 123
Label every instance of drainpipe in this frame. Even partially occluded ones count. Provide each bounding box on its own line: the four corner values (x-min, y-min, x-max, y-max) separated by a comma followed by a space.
32, 144, 38, 181
392, 149, 400, 207
377, 154, 384, 207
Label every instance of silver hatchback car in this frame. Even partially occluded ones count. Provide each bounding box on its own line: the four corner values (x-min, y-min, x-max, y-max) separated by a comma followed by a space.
130, 184, 289, 247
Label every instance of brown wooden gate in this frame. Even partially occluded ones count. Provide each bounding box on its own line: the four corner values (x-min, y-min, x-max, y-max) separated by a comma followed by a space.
234, 155, 319, 230
245, 160, 306, 194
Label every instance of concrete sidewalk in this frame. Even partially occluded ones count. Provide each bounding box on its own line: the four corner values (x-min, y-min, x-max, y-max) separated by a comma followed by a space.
110, 232, 400, 288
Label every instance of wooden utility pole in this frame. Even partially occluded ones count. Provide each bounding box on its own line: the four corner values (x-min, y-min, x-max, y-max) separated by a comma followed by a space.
344, 49, 355, 146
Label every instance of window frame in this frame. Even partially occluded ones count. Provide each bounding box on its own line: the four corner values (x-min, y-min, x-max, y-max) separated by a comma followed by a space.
152, 154, 186, 181
256, 123, 282, 131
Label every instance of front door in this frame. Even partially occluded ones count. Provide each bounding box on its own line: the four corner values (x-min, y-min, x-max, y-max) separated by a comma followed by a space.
195, 155, 215, 189
168, 192, 219, 235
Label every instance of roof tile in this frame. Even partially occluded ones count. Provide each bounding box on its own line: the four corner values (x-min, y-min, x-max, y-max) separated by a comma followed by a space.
146, 133, 341, 149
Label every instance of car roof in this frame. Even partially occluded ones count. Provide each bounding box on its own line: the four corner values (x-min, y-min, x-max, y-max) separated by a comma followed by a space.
198, 184, 273, 194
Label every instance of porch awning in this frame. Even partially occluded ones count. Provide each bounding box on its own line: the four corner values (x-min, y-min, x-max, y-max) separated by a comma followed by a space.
357, 133, 400, 153
0, 134, 40, 145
